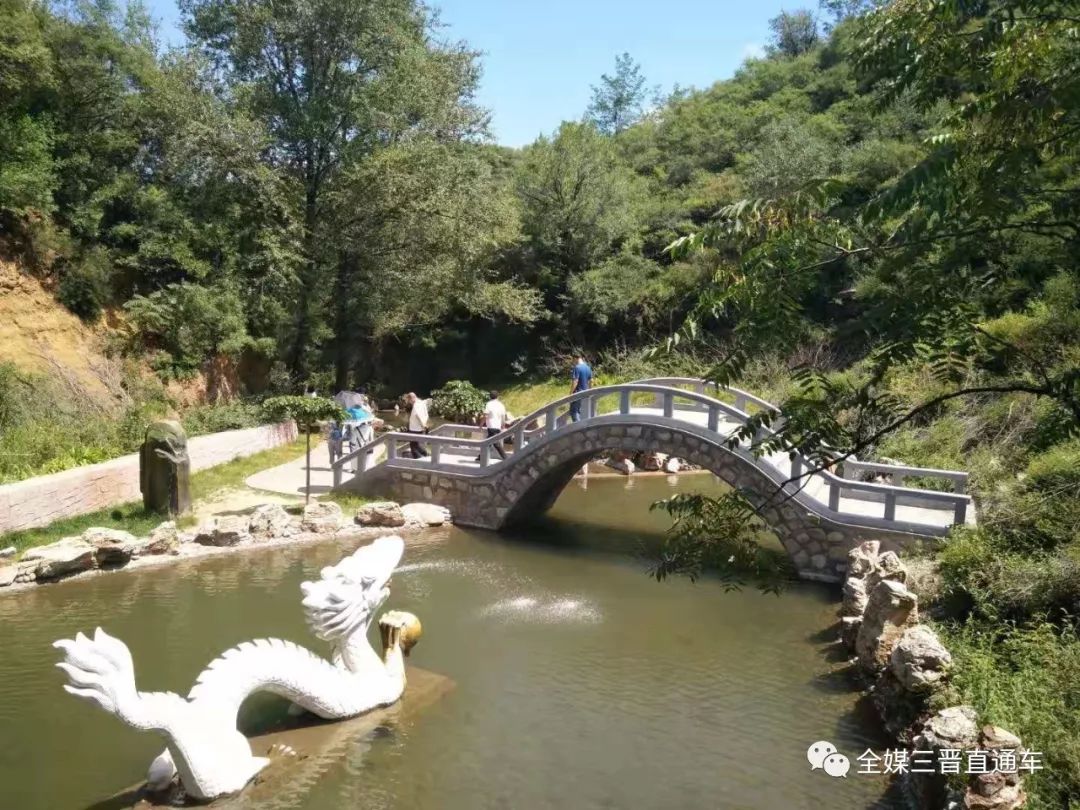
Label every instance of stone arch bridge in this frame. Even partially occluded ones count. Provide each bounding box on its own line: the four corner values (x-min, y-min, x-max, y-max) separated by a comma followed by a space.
334, 379, 974, 582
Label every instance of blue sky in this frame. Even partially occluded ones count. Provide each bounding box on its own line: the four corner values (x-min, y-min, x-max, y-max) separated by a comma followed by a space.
146, 0, 794, 147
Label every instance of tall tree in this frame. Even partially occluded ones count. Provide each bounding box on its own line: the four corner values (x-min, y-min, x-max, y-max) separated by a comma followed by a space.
586, 52, 648, 135
767, 9, 819, 57
180, 0, 488, 375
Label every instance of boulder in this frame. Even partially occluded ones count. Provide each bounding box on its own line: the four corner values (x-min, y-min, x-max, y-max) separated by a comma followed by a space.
0, 546, 15, 559
906, 706, 981, 810
841, 575, 869, 617
855, 579, 919, 672
868, 550, 907, 587
194, 515, 250, 547
249, 504, 293, 537
663, 457, 682, 474
840, 616, 862, 650
890, 625, 952, 691
0, 564, 16, 587
917, 706, 980, 751
22, 538, 97, 579
847, 540, 880, 577
82, 527, 140, 566
607, 457, 635, 475
301, 501, 343, 533
636, 452, 668, 472
145, 522, 180, 555
355, 501, 406, 528
402, 503, 451, 527
965, 726, 1027, 810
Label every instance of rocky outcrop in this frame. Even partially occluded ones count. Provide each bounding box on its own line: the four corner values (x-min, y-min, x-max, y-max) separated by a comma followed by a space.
146, 521, 181, 555
82, 527, 141, 566
840, 546, 1028, 810
401, 502, 451, 527
856, 579, 920, 671
355, 501, 406, 528
194, 515, 250, 547
248, 504, 293, 538
966, 726, 1027, 810
605, 456, 635, 475
21, 538, 97, 579
890, 625, 952, 691
301, 501, 342, 533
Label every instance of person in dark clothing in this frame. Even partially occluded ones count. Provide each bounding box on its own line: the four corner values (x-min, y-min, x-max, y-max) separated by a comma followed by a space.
568, 356, 593, 423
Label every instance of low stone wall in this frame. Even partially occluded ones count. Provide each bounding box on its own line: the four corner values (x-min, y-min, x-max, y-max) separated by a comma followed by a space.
0, 421, 297, 534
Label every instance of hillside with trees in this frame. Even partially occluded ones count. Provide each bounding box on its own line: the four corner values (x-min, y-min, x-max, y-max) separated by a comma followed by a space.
2, 1, 1079, 804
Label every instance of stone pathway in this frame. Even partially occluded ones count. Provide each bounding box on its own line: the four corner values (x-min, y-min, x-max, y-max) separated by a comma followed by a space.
245, 441, 337, 498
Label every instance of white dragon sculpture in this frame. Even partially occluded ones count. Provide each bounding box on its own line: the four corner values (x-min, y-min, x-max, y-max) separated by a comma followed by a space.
54, 535, 421, 802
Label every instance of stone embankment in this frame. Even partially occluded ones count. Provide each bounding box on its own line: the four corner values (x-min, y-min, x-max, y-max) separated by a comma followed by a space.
0, 500, 451, 592
841, 541, 1027, 810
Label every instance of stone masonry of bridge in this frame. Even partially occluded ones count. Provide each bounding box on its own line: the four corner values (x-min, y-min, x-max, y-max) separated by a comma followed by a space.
344, 419, 933, 583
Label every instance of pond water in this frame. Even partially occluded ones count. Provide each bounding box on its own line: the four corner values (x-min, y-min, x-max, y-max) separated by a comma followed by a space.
0, 473, 897, 809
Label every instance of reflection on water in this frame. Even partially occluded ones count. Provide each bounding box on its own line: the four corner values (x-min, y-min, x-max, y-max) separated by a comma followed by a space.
0, 474, 897, 809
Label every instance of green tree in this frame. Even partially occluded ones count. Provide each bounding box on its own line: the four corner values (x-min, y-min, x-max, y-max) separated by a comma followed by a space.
262, 395, 345, 502
586, 52, 649, 135
767, 9, 819, 57
180, 0, 488, 376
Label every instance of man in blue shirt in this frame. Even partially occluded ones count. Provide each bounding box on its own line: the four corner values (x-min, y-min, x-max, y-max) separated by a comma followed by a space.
569, 355, 593, 422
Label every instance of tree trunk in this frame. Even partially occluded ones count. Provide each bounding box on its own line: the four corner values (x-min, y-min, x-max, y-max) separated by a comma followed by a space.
304, 426, 312, 505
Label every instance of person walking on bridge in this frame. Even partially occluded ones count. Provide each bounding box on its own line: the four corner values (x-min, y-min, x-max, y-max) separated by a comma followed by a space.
404, 392, 429, 459
477, 390, 508, 461
568, 355, 593, 423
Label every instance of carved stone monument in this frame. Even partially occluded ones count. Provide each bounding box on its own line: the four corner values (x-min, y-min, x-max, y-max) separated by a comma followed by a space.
55, 535, 422, 801
140, 420, 191, 517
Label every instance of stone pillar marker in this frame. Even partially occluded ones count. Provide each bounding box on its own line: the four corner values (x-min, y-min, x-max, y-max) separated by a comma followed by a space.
140, 420, 192, 517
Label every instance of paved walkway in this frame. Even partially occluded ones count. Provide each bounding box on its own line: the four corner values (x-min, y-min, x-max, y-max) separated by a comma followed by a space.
245, 441, 388, 498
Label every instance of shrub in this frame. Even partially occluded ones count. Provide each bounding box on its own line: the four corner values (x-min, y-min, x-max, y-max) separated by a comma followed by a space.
56, 250, 112, 321
431, 380, 487, 422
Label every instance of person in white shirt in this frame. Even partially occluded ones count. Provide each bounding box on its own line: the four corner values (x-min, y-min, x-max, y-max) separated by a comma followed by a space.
404, 392, 429, 459
479, 391, 508, 460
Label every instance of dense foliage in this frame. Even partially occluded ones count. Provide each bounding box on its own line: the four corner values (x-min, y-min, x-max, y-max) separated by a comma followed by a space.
3, 0, 1080, 801
430, 380, 486, 422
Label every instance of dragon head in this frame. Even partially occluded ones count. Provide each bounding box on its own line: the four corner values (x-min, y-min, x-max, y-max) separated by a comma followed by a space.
300, 535, 405, 643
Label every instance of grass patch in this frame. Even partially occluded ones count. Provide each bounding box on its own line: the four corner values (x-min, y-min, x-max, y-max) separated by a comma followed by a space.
2, 437, 308, 555
936, 619, 1080, 810
188, 436, 307, 502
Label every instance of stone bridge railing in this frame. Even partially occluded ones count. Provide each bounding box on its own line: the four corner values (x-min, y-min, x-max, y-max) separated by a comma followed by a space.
334, 380, 971, 530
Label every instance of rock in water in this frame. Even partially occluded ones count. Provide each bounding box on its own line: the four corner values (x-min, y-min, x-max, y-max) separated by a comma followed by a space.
22, 538, 97, 579
401, 503, 451, 527
0, 565, 17, 587
355, 501, 406, 528
301, 501, 343, 533
855, 579, 919, 672
249, 504, 293, 537
663, 457, 682, 474
140, 420, 192, 517
194, 515, 250, 547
